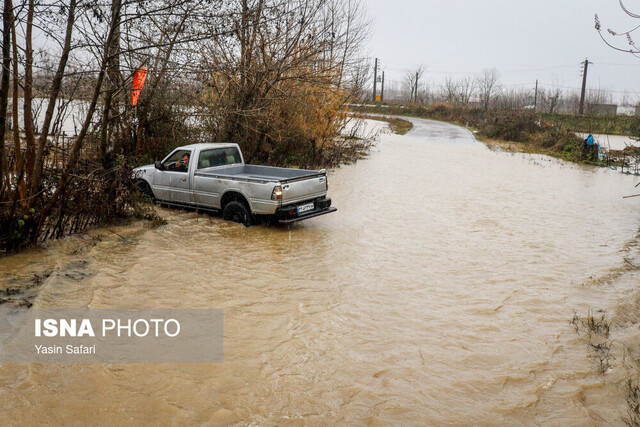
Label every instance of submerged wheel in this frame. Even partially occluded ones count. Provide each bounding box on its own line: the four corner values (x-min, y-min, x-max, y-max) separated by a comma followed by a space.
136, 180, 154, 199
222, 200, 252, 227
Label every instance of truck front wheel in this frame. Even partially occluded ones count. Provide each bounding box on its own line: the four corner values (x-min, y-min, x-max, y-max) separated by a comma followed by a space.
136, 180, 154, 199
222, 201, 252, 227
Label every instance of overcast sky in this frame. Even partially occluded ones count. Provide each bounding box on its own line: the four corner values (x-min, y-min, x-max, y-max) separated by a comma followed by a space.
364, 0, 640, 102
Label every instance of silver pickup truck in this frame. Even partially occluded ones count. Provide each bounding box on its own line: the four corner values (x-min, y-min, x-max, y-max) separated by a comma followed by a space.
133, 143, 336, 225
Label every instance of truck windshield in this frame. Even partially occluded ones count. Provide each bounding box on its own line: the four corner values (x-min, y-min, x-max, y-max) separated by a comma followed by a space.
197, 147, 242, 169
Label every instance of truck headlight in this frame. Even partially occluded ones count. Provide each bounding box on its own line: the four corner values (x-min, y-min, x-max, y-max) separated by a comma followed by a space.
271, 185, 283, 200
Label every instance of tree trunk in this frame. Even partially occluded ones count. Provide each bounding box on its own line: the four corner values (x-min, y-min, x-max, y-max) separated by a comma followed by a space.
29, 0, 77, 199
99, 0, 122, 163
0, 0, 12, 199
23, 0, 36, 184
10, 0, 25, 202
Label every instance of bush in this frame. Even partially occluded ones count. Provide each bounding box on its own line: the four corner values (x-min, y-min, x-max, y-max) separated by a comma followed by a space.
0, 161, 148, 252
478, 110, 540, 142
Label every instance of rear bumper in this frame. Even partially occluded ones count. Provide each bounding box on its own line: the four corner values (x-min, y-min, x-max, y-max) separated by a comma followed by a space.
276, 197, 337, 224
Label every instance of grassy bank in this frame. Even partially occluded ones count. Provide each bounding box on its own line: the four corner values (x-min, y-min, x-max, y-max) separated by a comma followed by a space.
357, 114, 413, 135
540, 112, 638, 136
352, 104, 586, 163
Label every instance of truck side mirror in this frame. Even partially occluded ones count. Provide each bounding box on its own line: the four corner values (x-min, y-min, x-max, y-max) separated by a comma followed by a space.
154, 161, 164, 171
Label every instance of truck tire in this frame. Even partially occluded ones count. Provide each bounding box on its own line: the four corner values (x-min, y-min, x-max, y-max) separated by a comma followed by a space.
222, 200, 252, 227
136, 180, 154, 199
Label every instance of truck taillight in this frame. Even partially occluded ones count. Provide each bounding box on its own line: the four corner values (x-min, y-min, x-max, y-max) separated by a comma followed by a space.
271, 185, 283, 200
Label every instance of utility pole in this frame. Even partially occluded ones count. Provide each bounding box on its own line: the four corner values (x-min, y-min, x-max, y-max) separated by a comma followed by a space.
381, 71, 385, 103
534, 79, 538, 110
579, 58, 591, 115
372, 58, 378, 103
414, 71, 419, 103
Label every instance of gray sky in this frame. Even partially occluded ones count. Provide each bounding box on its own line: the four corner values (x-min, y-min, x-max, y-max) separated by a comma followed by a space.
364, 0, 640, 102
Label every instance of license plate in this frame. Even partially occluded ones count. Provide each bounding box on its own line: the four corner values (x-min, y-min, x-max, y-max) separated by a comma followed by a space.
297, 202, 315, 214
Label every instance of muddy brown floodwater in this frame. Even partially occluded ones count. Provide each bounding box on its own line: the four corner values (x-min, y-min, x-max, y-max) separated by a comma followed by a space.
2, 118, 640, 425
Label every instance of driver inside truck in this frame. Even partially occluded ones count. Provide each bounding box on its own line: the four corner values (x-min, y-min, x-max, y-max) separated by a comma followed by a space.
173, 153, 190, 171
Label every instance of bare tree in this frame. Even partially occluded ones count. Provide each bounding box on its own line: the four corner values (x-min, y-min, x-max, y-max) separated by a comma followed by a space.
0, 0, 11, 198
439, 75, 475, 106
476, 68, 500, 110
440, 76, 459, 104
403, 65, 425, 103
493, 87, 530, 110
620, 90, 633, 107
458, 75, 475, 106
585, 87, 614, 115
416, 84, 433, 105
541, 86, 563, 113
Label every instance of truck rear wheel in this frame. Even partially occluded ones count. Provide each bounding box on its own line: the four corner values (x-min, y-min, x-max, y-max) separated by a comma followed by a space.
222, 200, 252, 227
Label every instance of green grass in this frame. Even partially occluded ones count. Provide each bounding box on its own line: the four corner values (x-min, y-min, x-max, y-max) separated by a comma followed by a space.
358, 114, 413, 135
387, 117, 413, 135
540, 112, 637, 136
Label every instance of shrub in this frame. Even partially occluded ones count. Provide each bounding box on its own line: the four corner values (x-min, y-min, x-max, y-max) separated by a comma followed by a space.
478, 110, 540, 142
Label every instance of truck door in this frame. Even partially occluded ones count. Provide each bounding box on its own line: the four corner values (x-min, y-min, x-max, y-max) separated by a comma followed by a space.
192, 147, 242, 208
154, 149, 193, 204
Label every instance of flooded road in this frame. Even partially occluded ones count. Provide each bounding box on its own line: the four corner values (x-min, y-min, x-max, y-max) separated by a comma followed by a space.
2, 118, 640, 425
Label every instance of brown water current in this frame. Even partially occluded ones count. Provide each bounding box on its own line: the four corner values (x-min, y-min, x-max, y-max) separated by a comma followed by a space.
2, 118, 640, 425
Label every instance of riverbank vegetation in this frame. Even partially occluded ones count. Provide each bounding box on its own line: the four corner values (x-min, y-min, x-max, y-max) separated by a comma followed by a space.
571, 307, 640, 425
0, 0, 370, 252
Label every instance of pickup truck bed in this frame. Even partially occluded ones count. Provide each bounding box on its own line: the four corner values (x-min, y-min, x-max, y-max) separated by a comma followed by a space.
196, 165, 323, 183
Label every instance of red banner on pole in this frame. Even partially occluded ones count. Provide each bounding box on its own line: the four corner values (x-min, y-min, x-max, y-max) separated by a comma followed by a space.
132, 67, 148, 106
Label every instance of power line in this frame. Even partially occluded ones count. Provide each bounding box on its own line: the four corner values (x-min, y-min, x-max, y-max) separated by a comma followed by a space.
374, 59, 640, 80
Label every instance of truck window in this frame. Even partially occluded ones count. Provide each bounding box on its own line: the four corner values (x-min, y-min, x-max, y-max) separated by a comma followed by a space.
198, 147, 242, 169
162, 150, 191, 172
